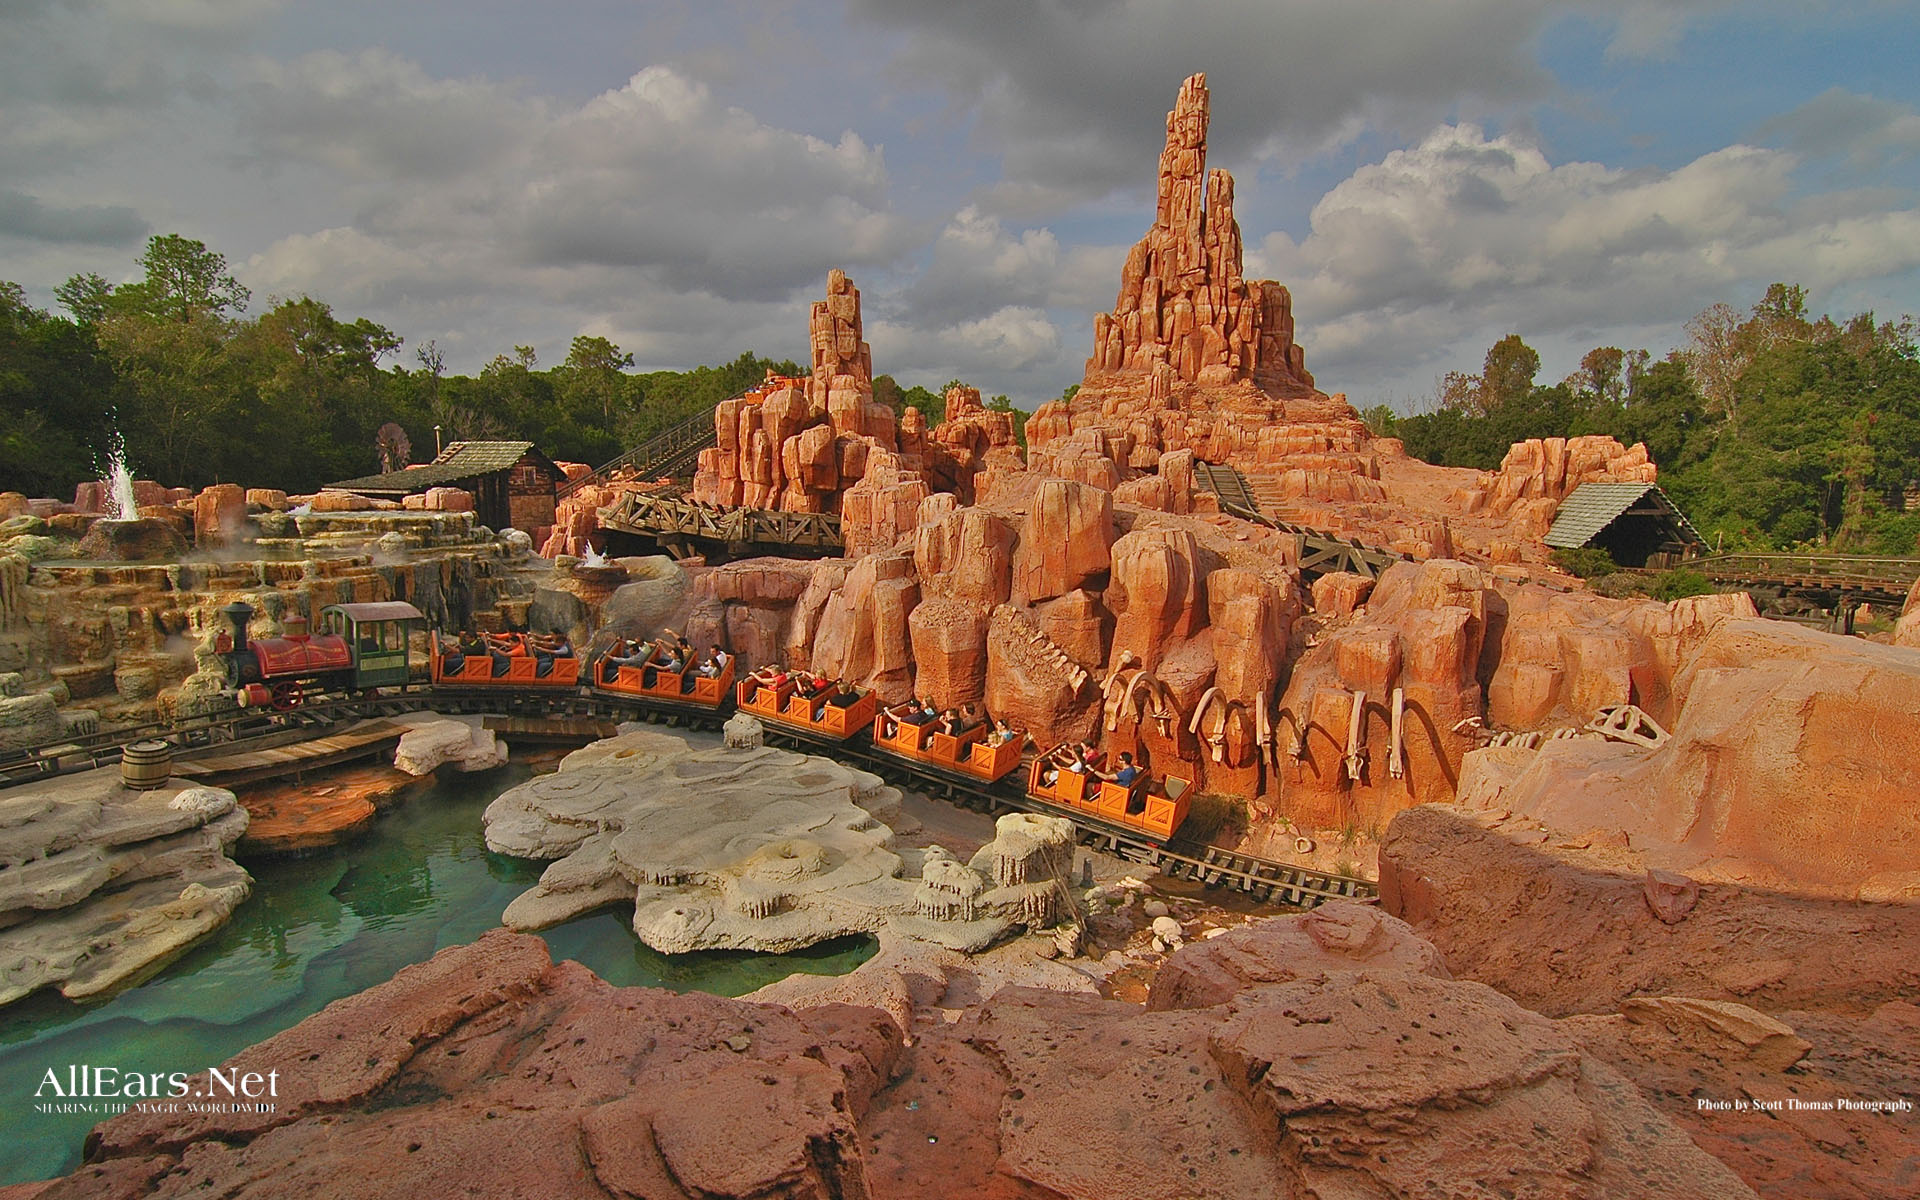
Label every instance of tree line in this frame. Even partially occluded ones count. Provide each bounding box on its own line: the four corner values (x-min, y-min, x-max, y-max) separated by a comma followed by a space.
1365, 284, 1920, 555
1, 235, 815, 498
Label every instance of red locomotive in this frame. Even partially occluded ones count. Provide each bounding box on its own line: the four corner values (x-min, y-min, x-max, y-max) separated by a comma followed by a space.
218, 599, 424, 709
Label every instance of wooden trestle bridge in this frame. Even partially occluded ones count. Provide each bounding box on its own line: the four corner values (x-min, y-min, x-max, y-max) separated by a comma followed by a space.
599, 456, 1412, 580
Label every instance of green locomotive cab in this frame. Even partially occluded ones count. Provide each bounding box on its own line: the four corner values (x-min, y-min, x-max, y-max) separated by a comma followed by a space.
321, 602, 426, 689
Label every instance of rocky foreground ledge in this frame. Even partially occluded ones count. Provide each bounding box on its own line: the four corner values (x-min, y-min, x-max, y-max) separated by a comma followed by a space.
15, 902, 1810, 1200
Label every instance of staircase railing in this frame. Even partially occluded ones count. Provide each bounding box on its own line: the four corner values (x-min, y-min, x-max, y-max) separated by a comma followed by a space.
556, 403, 730, 501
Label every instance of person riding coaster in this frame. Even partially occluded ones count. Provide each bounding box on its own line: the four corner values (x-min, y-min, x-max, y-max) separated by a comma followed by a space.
745, 664, 790, 703
1038, 742, 1094, 799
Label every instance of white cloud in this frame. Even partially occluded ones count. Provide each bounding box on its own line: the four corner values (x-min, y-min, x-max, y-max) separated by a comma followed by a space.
845, 0, 1739, 213
1760, 87, 1920, 171
235, 57, 913, 308
1250, 123, 1920, 397
869, 304, 1070, 397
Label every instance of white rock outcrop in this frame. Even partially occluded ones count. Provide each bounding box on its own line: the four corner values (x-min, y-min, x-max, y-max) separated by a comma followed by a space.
484, 729, 1078, 955
0, 777, 251, 1006
394, 718, 509, 775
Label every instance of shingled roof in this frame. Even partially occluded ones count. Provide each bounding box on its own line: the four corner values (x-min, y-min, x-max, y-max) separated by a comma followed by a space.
328, 441, 551, 494
1544, 482, 1704, 550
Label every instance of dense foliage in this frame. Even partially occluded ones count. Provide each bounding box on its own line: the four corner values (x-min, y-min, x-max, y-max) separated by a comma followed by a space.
1375, 285, 1920, 554
2, 236, 824, 496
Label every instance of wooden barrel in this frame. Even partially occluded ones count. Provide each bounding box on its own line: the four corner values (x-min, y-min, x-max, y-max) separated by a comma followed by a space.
121, 739, 173, 790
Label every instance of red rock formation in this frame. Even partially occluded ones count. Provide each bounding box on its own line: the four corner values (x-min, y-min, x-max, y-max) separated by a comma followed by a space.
923, 385, 1023, 503
810, 550, 920, 699
58, 930, 902, 1200
1205, 567, 1295, 705
1379, 804, 1920, 1018
839, 448, 932, 560
238, 766, 429, 854
44, 910, 1790, 1200
985, 603, 1097, 746
1309, 570, 1373, 618
1463, 616, 1920, 898
1899, 577, 1920, 646
191, 484, 247, 548
781, 558, 852, 672
680, 557, 818, 670
1106, 527, 1210, 670
1469, 435, 1658, 537
1566, 999, 1920, 1200
1085, 74, 1313, 395
1266, 559, 1492, 836
692, 270, 1007, 526
1010, 478, 1113, 603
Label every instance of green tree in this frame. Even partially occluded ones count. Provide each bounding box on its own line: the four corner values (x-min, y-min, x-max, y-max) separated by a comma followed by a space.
557, 334, 636, 427
1480, 334, 1541, 412
54, 272, 114, 326
0, 282, 120, 496
127, 234, 251, 323
1358, 404, 1397, 437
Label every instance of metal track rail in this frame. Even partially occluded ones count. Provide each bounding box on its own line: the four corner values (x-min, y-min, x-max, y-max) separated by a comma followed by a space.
4, 686, 1375, 910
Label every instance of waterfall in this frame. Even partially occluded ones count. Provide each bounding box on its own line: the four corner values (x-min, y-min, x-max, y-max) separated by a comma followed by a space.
101, 430, 140, 521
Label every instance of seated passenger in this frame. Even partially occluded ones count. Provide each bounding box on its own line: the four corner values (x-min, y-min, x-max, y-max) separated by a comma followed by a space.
439, 633, 467, 675
1040, 743, 1087, 792
901, 698, 939, 726
989, 719, 1019, 747
601, 637, 632, 682
480, 632, 516, 677
880, 700, 918, 740
1063, 745, 1094, 798
810, 678, 852, 722
708, 645, 731, 676
936, 708, 962, 736
1106, 752, 1146, 813
641, 639, 682, 687
529, 632, 572, 678
1077, 740, 1106, 771
746, 664, 789, 701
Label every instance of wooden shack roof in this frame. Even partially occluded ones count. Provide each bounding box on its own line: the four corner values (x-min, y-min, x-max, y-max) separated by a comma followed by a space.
1544, 482, 1704, 550
328, 441, 557, 495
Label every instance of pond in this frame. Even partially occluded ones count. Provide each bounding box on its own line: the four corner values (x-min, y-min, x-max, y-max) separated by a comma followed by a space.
0, 760, 875, 1187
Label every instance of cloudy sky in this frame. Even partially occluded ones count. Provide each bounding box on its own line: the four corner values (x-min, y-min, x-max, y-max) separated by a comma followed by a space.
4, 0, 1918, 411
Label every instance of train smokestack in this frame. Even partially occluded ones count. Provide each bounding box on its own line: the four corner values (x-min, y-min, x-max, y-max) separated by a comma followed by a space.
222, 601, 254, 651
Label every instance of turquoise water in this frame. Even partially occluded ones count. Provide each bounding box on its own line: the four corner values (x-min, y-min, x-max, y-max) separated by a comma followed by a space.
0, 762, 875, 1187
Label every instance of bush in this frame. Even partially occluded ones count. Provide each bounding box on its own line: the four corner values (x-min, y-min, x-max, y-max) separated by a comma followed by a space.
1648, 568, 1716, 602
1550, 547, 1619, 578
1589, 572, 1649, 599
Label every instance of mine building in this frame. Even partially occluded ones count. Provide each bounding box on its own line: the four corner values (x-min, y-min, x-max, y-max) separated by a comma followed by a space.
1544, 481, 1705, 568
330, 441, 563, 533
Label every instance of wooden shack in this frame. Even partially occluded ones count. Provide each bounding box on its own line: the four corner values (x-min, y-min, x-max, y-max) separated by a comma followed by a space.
1545, 482, 1704, 568
330, 441, 562, 534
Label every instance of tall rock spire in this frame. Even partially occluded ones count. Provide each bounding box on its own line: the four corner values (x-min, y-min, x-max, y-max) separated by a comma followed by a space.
1088, 72, 1314, 393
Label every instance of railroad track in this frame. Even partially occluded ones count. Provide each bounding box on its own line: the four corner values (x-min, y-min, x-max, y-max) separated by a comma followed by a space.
2, 685, 1376, 911
758, 720, 1372, 909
